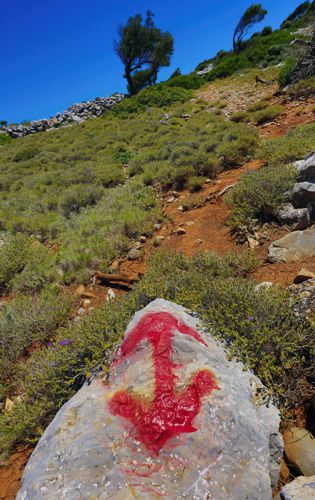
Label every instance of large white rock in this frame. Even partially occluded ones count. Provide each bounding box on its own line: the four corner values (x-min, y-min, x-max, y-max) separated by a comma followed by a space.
17, 299, 283, 499
269, 228, 315, 263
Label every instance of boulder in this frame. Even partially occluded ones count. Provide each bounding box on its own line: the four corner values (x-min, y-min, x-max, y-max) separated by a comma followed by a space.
283, 427, 315, 476
279, 474, 315, 499
17, 300, 283, 500
296, 152, 315, 182
293, 268, 315, 284
269, 228, 315, 263
271, 203, 310, 230
292, 182, 315, 207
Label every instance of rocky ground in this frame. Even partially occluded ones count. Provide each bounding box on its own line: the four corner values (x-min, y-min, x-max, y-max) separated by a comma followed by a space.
0, 77, 315, 499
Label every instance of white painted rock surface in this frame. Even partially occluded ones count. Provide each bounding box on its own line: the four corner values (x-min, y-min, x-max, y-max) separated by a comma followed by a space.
269, 228, 315, 262
17, 299, 283, 499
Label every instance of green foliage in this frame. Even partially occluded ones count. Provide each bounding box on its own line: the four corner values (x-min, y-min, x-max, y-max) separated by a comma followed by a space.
163, 74, 203, 89
227, 163, 297, 228
14, 147, 40, 162
233, 4, 267, 52
114, 10, 174, 95
187, 176, 206, 192
0, 134, 13, 146
258, 123, 315, 165
230, 111, 250, 123
113, 86, 193, 114
288, 76, 315, 98
1, 251, 312, 459
0, 235, 57, 293
281, 1, 311, 27
251, 104, 283, 124
278, 58, 298, 87
0, 288, 71, 381
204, 29, 293, 82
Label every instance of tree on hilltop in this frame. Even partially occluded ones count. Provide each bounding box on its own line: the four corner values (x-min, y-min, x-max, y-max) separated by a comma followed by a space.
114, 11, 174, 95
233, 4, 267, 52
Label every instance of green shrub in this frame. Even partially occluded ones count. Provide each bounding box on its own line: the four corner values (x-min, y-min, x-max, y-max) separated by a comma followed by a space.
205, 29, 293, 82
278, 58, 298, 87
59, 184, 104, 218
230, 111, 250, 123
14, 147, 40, 162
163, 74, 203, 89
0, 135, 13, 146
288, 77, 315, 98
113, 86, 193, 115
0, 250, 312, 460
0, 235, 57, 292
187, 176, 206, 192
0, 288, 71, 382
252, 104, 283, 124
247, 100, 269, 113
258, 123, 315, 165
227, 163, 297, 228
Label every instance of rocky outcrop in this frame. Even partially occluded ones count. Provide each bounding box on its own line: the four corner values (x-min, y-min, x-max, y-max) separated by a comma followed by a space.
17, 299, 283, 499
269, 228, 315, 263
5, 94, 125, 138
279, 475, 315, 499
296, 152, 315, 182
271, 203, 310, 230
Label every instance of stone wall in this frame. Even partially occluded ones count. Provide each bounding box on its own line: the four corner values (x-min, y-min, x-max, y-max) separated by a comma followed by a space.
4, 93, 125, 138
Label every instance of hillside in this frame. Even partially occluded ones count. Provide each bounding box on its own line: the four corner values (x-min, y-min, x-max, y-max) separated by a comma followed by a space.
0, 4, 315, 499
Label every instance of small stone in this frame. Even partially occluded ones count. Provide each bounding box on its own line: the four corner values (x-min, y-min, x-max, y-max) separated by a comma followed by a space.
83, 299, 91, 308
177, 228, 186, 235
75, 285, 95, 299
247, 237, 259, 249
294, 268, 315, 284
186, 221, 194, 226
109, 260, 119, 273
106, 289, 116, 302
154, 223, 162, 230
4, 398, 14, 414
171, 191, 180, 198
128, 248, 143, 261
196, 239, 203, 245
153, 236, 165, 246
167, 196, 175, 203
139, 236, 147, 243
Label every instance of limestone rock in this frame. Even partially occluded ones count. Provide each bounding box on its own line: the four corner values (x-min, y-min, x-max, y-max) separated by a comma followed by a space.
177, 227, 186, 235
284, 427, 315, 476
269, 228, 315, 263
5, 94, 125, 138
294, 268, 315, 284
128, 248, 143, 261
271, 203, 310, 230
296, 152, 315, 182
292, 182, 315, 207
279, 474, 315, 499
17, 300, 283, 500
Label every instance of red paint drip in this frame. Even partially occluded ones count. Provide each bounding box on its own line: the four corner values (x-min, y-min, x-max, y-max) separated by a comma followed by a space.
109, 312, 219, 454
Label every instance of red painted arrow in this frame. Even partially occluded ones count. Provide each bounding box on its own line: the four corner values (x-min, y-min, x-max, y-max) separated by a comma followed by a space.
109, 311, 218, 454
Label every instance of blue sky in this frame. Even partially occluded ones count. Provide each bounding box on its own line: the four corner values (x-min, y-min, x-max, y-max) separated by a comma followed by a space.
1, 0, 302, 122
